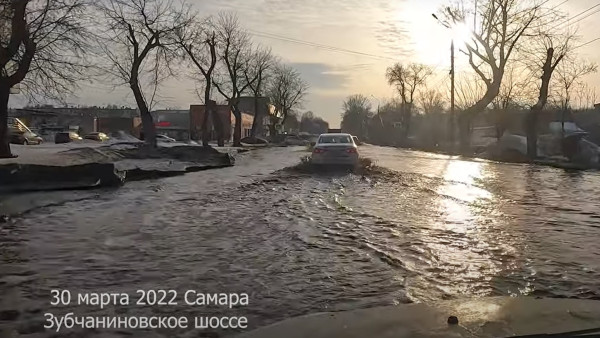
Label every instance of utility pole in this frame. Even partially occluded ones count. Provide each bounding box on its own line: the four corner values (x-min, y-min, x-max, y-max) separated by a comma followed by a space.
450, 39, 455, 147
432, 13, 456, 149
371, 95, 383, 128
474, 0, 477, 30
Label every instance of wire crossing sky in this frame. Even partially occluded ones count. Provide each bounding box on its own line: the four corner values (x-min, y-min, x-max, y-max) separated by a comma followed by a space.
8, 0, 600, 128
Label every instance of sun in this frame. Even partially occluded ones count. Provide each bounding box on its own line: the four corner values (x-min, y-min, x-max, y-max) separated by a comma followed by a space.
452, 22, 473, 48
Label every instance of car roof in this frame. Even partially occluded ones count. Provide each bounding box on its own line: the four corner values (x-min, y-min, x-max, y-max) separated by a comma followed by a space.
318, 133, 352, 137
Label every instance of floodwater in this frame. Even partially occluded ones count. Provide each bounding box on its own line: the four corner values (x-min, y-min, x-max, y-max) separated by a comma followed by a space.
1, 145, 600, 337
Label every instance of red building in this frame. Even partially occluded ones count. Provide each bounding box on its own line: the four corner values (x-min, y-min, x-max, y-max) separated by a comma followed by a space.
189, 104, 255, 142
190, 104, 232, 142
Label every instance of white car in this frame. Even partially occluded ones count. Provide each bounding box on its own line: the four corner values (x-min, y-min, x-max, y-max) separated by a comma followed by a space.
311, 133, 359, 166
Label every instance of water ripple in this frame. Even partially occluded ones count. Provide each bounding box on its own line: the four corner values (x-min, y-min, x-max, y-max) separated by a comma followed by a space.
1, 146, 600, 337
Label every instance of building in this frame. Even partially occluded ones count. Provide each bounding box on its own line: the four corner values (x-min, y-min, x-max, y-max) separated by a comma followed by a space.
9, 107, 139, 141
237, 96, 272, 137
189, 104, 256, 142
189, 104, 233, 142
152, 110, 190, 141
238, 111, 255, 138
189, 97, 274, 142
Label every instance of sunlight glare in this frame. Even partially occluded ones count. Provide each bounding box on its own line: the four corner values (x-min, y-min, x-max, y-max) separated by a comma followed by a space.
452, 22, 472, 48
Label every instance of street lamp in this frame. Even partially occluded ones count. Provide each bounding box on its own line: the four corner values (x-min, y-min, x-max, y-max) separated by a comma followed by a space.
432, 13, 456, 149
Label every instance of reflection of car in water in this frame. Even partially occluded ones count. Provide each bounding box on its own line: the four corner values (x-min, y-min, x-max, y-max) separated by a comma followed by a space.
84, 132, 110, 142
311, 133, 359, 166
7, 117, 43, 145
156, 134, 177, 143
10, 130, 43, 145
54, 132, 83, 144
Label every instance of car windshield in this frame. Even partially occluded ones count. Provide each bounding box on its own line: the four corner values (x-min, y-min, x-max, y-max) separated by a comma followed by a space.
319, 135, 352, 144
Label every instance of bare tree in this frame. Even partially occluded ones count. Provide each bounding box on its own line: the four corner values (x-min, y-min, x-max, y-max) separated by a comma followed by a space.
283, 110, 299, 133
212, 12, 253, 147
267, 63, 308, 137
415, 88, 447, 148
0, 0, 89, 158
453, 72, 486, 111
417, 88, 446, 115
96, 0, 190, 147
518, 14, 578, 158
367, 98, 403, 146
244, 46, 275, 139
341, 94, 372, 139
445, 0, 541, 151
492, 63, 536, 111
487, 61, 540, 140
574, 82, 597, 109
175, 16, 223, 146
385, 63, 432, 142
300, 111, 328, 134
555, 58, 597, 111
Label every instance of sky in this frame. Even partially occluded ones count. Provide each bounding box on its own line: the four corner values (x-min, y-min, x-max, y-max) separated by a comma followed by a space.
8, 0, 600, 128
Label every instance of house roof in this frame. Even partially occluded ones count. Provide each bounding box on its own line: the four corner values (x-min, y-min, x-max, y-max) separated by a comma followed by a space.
15, 107, 139, 118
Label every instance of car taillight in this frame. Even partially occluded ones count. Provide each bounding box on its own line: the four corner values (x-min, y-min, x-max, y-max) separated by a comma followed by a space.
346, 148, 357, 153
313, 148, 326, 153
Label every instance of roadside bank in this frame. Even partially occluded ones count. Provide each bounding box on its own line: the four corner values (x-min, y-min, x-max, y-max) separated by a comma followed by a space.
0, 144, 235, 194
369, 142, 599, 171
0, 145, 301, 220
0, 143, 240, 218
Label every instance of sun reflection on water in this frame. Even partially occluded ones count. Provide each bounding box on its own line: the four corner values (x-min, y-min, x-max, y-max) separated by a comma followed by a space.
411, 159, 512, 299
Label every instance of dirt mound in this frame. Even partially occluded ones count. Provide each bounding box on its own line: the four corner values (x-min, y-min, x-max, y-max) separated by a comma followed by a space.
0, 163, 125, 193
0, 145, 234, 194
118, 145, 223, 162
58, 145, 226, 164
59, 147, 126, 164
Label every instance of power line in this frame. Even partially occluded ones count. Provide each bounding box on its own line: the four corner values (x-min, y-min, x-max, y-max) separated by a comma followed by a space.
567, 6, 600, 25
248, 30, 399, 62
564, 2, 600, 22
528, 0, 570, 29
539, 0, 555, 7
551, 8, 600, 36
551, 0, 569, 8
573, 36, 600, 50
542, 0, 570, 16
552, 2, 600, 30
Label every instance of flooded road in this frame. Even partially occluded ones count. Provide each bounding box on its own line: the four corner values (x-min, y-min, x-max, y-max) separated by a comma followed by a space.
1, 145, 600, 337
